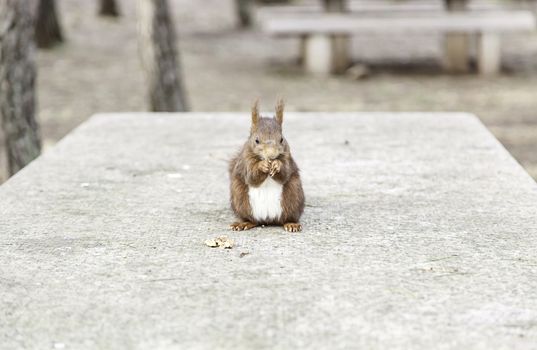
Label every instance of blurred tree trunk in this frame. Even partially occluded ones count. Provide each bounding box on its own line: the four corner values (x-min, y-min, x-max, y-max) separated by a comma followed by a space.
0, 128, 6, 182
0, 0, 42, 176
237, 0, 291, 28
236, 0, 253, 28
35, 0, 64, 49
444, 0, 469, 10
138, 0, 188, 112
99, 0, 120, 17
322, 0, 347, 12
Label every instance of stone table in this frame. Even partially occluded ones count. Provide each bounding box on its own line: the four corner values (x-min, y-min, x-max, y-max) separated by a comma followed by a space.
1, 113, 537, 349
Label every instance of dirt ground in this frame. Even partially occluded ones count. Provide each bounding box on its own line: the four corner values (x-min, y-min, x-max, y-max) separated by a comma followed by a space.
1, 0, 536, 182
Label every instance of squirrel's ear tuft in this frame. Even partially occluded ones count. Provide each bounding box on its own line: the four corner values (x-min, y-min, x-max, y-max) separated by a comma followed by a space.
275, 98, 284, 126
251, 99, 259, 131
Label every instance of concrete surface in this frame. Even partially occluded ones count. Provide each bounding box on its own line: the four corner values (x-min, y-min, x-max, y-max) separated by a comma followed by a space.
1, 113, 537, 350
263, 12, 537, 35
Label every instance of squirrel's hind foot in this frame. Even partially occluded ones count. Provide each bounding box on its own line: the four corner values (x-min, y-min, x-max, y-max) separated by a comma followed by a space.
230, 221, 257, 231
284, 223, 302, 232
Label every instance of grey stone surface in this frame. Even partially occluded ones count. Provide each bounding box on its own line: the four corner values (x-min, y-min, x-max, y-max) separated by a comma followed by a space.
263, 12, 536, 36
1, 113, 537, 350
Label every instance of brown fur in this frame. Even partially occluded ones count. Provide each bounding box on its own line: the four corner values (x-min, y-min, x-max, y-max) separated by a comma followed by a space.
229, 100, 305, 231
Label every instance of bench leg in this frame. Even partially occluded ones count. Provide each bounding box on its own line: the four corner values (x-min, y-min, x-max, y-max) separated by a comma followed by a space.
443, 33, 470, 73
477, 33, 500, 76
298, 35, 306, 65
304, 34, 349, 75
331, 34, 350, 74
304, 34, 333, 75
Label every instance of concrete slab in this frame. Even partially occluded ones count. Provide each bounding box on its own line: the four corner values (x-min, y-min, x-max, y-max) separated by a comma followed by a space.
262, 12, 537, 36
1, 113, 537, 349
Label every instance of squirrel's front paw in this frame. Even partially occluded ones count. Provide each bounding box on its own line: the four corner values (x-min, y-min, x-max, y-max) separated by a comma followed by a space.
258, 160, 271, 174
269, 159, 282, 177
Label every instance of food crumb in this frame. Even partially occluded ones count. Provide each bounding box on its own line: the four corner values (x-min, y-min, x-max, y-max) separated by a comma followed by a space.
205, 235, 234, 249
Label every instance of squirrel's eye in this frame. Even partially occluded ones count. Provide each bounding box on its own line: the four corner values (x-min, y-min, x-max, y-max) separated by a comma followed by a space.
280, 137, 283, 143
255, 138, 259, 144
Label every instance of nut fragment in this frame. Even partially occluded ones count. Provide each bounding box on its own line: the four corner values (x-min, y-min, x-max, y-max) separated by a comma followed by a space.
205, 235, 234, 249
204, 239, 218, 247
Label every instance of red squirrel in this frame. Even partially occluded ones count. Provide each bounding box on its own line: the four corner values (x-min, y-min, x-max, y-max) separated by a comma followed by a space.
229, 99, 305, 232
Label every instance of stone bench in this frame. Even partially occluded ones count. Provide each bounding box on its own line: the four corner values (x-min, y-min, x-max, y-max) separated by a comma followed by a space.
2, 113, 537, 348
256, 0, 508, 19
260, 11, 536, 75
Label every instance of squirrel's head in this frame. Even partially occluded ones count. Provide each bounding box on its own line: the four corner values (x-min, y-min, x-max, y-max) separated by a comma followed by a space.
248, 99, 287, 161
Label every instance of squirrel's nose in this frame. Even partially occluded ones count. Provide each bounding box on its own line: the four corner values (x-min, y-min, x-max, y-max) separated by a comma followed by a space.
262, 146, 279, 160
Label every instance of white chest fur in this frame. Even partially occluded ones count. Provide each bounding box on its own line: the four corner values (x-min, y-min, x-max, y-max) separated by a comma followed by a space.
248, 177, 283, 222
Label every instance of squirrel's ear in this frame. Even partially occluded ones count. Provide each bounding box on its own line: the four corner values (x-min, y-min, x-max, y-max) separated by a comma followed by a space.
251, 99, 259, 131
275, 98, 284, 126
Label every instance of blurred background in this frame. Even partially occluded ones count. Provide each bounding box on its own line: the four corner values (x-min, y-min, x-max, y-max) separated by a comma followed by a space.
1, 0, 536, 183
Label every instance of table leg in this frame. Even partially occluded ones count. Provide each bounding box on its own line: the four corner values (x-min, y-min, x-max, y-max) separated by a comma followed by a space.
331, 34, 349, 74
443, 32, 471, 73
477, 33, 501, 75
304, 34, 333, 75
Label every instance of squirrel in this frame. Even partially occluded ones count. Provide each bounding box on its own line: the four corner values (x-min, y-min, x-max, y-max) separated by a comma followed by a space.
229, 99, 305, 232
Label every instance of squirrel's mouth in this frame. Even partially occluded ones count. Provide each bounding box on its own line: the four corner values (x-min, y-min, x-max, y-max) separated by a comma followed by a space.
262, 154, 282, 161
259, 150, 280, 161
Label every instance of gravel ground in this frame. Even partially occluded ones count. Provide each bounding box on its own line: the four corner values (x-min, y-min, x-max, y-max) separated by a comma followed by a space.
1, 0, 536, 182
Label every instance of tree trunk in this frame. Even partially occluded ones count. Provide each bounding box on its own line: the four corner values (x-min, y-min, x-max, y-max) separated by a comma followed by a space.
138, 0, 188, 112
0, 127, 7, 183
99, 0, 120, 17
35, 0, 64, 49
444, 0, 469, 11
0, 0, 42, 177
236, 0, 253, 28
322, 0, 347, 12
